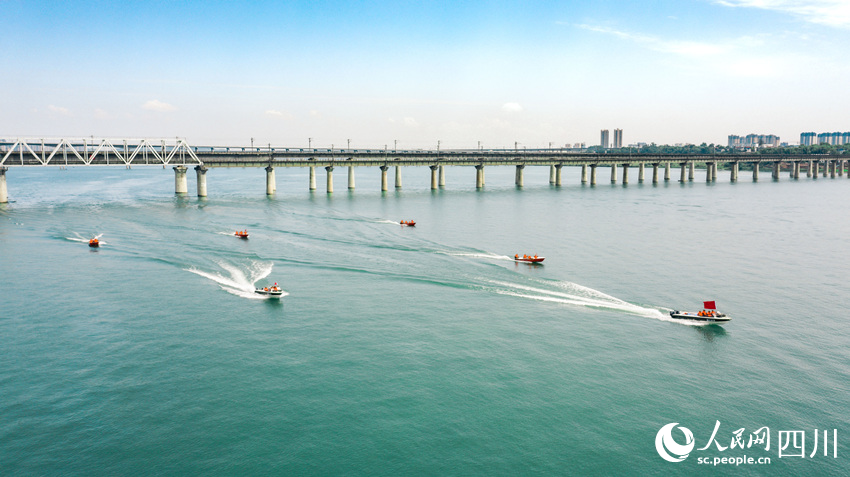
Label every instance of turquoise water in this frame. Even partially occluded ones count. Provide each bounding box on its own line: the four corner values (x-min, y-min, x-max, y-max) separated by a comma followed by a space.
1, 166, 848, 475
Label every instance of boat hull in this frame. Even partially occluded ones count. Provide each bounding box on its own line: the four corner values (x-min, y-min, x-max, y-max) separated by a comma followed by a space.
669, 311, 730, 324
514, 257, 544, 263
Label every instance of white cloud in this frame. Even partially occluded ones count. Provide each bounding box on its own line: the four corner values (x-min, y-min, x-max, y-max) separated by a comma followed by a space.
576, 24, 764, 58
142, 99, 176, 112
403, 117, 418, 127
715, 1, 850, 28
48, 105, 70, 115
94, 108, 109, 119
502, 102, 523, 112
265, 110, 294, 119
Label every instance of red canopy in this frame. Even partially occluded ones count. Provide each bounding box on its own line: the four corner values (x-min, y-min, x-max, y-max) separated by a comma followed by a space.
703, 300, 716, 310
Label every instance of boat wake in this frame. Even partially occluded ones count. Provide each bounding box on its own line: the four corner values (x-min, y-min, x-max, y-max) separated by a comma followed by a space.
440, 251, 514, 261
482, 278, 680, 322
185, 260, 286, 300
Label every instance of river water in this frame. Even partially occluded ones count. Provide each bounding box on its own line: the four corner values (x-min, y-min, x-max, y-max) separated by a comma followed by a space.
1, 165, 848, 475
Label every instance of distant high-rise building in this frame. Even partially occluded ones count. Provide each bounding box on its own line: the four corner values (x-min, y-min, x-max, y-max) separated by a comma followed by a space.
600, 129, 610, 149
728, 134, 779, 148
800, 132, 816, 146
613, 129, 623, 148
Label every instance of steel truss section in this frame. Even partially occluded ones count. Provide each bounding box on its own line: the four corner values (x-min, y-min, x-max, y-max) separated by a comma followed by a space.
0, 138, 202, 167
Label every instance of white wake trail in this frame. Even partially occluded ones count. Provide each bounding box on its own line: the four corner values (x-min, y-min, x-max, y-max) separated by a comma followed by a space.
186, 260, 285, 300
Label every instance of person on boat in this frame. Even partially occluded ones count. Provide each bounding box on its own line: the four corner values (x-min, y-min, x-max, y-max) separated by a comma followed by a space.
534, 255, 538, 259
515, 254, 519, 259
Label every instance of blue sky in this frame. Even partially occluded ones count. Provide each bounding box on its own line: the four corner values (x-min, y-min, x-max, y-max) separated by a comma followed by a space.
2, 0, 848, 148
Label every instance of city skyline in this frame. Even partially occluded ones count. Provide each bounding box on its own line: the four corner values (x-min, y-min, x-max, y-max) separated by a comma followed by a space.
2, 0, 849, 149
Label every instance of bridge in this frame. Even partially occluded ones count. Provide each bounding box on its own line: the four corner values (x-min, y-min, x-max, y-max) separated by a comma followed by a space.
1, 137, 847, 202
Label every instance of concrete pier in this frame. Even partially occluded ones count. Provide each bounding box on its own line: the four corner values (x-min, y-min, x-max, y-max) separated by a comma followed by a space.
621, 164, 628, 184
753, 162, 759, 181
430, 165, 438, 189
309, 166, 316, 191
807, 161, 813, 178
680, 163, 687, 183
812, 161, 818, 179
652, 163, 659, 184
549, 165, 556, 184
325, 166, 334, 193
380, 165, 388, 191
794, 161, 800, 179
590, 164, 597, 185
664, 163, 671, 181
555, 164, 563, 186
638, 163, 645, 183
348, 166, 355, 189
395, 165, 402, 189
831, 160, 836, 178
438, 165, 445, 187
475, 165, 484, 188
174, 165, 188, 195
515, 165, 524, 187
581, 164, 588, 184
689, 161, 695, 181
773, 162, 780, 180
823, 162, 828, 177
0, 167, 7, 203
610, 164, 617, 184
730, 162, 738, 182
195, 166, 208, 197
264, 166, 275, 195
839, 160, 844, 176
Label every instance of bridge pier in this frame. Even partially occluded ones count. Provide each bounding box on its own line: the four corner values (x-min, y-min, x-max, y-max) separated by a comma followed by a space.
395, 165, 402, 189
689, 161, 695, 181
590, 164, 597, 185
265, 166, 276, 195
515, 165, 524, 187
195, 166, 208, 197
549, 165, 556, 184
430, 165, 438, 189
807, 161, 813, 177
621, 164, 628, 184
174, 166, 188, 195
793, 161, 800, 179
0, 167, 7, 203
638, 163, 645, 183
348, 166, 355, 189
823, 161, 828, 178
581, 164, 588, 184
831, 160, 836, 178
753, 162, 759, 181
325, 166, 334, 193
555, 164, 562, 186
652, 163, 659, 184
681, 163, 687, 183
812, 161, 818, 179
773, 162, 780, 180
839, 160, 845, 176
380, 165, 388, 191
438, 165, 445, 187
730, 162, 738, 182
610, 164, 617, 184
664, 163, 671, 181
475, 164, 484, 188
309, 166, 316, 191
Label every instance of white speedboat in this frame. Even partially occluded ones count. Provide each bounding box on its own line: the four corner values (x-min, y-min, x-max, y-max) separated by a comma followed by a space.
669, 310, 731, 324
255, 284, 283, 298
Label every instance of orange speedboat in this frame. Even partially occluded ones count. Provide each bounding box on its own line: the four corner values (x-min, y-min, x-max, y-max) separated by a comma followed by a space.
235, 230, 249, 239
514, 254, 544, 263
88, 238, 99, 248
400, 220, 416, 227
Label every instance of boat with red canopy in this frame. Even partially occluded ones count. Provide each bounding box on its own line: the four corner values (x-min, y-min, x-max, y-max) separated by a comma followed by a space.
514, 254, 544, 263
234, 230, 249, 239
669, 301, 731, 324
